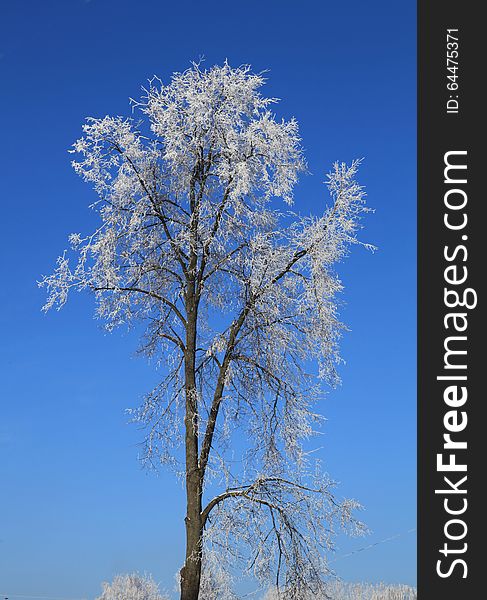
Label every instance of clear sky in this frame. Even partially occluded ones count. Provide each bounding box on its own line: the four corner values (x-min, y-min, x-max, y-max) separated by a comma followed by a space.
0, 1, 416, 598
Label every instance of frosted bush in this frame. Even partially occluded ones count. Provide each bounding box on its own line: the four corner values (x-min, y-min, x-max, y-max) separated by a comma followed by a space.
262, 581, 417, 600
96, 573, 169, 600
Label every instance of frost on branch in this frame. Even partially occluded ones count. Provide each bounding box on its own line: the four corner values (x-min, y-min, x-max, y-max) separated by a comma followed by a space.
40, 62, 372, 598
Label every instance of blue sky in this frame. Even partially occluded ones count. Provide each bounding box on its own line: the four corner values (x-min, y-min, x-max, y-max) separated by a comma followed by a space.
0, 1, 416, 597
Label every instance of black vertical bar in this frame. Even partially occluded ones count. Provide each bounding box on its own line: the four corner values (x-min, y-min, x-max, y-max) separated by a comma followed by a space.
418, 1, 482, 597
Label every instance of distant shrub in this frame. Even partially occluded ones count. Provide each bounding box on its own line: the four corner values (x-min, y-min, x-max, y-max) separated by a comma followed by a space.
326, 581, 417, 600
262, 581, 417, 600
96, 573, 169, 600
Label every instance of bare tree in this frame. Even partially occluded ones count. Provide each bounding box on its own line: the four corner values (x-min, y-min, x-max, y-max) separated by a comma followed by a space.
40, 62, 372, 600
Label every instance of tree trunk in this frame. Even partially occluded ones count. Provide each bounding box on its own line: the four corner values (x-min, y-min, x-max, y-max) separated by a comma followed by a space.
180, 558, 202, 600
181, 267, 203, 600
180, 478, 203, 600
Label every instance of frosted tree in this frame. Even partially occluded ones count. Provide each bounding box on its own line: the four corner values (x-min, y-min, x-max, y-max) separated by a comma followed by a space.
40, 62, 372, 600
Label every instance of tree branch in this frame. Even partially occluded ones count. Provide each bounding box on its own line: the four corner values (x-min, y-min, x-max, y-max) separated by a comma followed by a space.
93, 285, 186, 326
